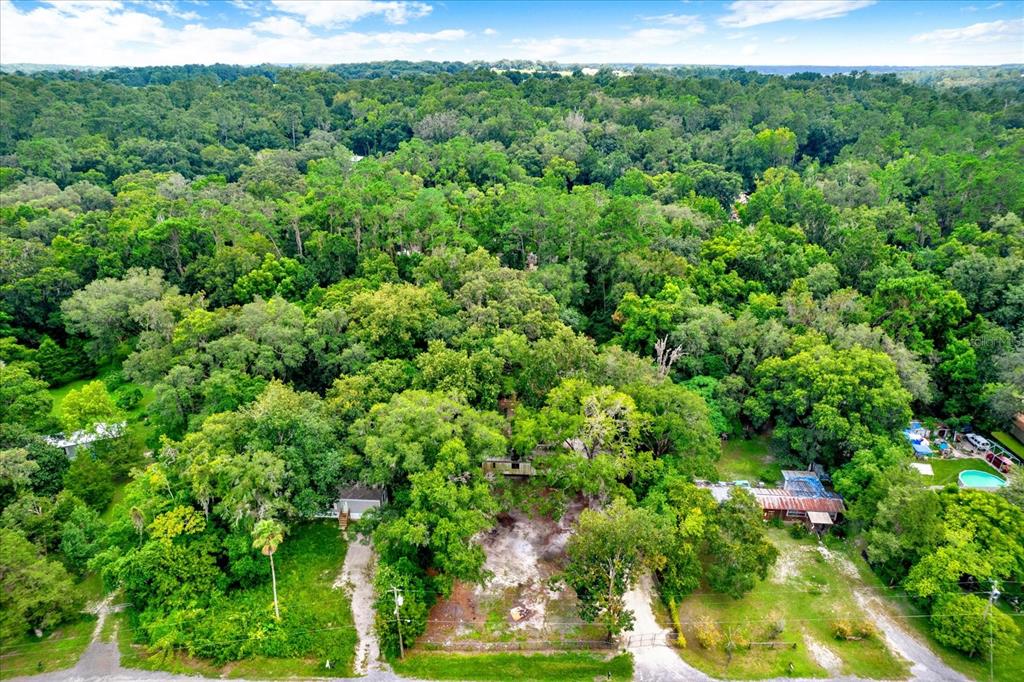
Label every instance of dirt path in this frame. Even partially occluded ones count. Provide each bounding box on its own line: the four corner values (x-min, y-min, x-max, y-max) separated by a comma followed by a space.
851, 589, 970, 682
622, 573, 715, 682
84, 594, 116, 642
803, 632, 843, 676
334, 535, 386, 675
818, 548, 971, 682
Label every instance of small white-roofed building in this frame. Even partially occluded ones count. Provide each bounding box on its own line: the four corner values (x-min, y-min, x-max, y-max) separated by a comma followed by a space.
44, 421, 126, 459
316, 485, 387, 528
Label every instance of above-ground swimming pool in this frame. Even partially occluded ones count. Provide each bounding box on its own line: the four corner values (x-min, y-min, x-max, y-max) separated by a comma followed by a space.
958, 470, 1007, 489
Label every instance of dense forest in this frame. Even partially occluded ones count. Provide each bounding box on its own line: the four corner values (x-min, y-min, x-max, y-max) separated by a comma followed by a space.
1, 64, 1022, 674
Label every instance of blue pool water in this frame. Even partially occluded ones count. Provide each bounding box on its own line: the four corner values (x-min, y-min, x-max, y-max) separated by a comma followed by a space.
958, 470, 1007, 489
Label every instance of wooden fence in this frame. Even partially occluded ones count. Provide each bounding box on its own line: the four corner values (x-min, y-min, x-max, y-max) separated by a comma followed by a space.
419, 638, 618, 652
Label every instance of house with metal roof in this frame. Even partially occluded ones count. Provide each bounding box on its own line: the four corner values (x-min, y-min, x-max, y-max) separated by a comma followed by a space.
698, 469, 845, 533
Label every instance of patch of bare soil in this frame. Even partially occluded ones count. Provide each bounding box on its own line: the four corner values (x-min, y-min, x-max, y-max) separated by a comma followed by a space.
423, 581, 483, 641
815, 544, 859, 579
770, 546, 808, 584
803, 631, 842, 676
423, 499, 591, 644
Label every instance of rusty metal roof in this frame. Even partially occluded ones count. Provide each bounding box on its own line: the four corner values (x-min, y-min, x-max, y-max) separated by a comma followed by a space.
751, 488, 846, 514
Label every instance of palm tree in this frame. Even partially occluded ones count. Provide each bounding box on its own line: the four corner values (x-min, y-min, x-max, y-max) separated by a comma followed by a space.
252, 519, 285, 619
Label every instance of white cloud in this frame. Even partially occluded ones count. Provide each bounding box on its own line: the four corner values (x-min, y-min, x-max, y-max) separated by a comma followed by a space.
0, 0, 461, 66
720, 0, 875, 28
1, 0, 1020, 68
641, 13, 704, 28
270, 0, 431, 27
508, 25, 705, 62
250, 15, 311, 38
137, 1, 200, 21
910, 18, 1024, 44
229, 0, 262, 12
483, 27, 498, 36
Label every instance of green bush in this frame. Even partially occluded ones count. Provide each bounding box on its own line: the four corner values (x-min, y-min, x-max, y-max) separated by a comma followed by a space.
374, 558, 432, 659
765, 610, 786, 639
63, 456, 114, 510
112, 385, 143, 410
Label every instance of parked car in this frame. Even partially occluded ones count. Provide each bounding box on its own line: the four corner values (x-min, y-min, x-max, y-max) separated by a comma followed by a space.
986, 451, 1014, 473
966, 433, 992, 451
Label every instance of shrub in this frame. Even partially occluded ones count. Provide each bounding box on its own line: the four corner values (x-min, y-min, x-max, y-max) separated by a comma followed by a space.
832, 618, 877, 640
765, 610, 786, 639
63, 456, 114, 510
788, 522, 809, 539
670, 598, 686, 647
112, 385, 143, 410
695, 615, 724, 650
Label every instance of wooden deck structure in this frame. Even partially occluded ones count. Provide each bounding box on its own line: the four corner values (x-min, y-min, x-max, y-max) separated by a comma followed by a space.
482, 458, 537, 477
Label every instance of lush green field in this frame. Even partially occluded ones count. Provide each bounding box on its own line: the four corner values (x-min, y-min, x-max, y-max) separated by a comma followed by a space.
117, 522, 356, 678
925, 458, 1004, 486
0, 615, 96, 680
716, 437, 783, 485
992, 431, 1024, 458
392, 651, 633, 682
673, 529, 908, 680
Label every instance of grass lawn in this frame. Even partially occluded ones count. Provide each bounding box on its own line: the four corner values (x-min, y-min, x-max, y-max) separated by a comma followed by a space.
47, 368, 157, 447
47, 375, 100, 418
117, 521, 356, 678
392, 651, 633, 682
992, 431, 1024, 459
847, 547, 1024, 682
716, 436, 783, 485
0, 615, 96, 680
672, 529, 908, 680
77, 571, 106, 604
924, 457, 1004, 486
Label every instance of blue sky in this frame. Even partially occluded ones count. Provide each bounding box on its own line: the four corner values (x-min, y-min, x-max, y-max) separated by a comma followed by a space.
1, 1, 1022, 67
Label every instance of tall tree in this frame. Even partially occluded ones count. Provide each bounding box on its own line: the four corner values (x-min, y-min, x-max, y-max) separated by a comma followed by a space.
251, 519, 285, 620
562, 498, 666, 638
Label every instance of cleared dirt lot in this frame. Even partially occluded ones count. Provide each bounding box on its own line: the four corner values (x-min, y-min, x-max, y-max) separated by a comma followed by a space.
422, 501, 604, 646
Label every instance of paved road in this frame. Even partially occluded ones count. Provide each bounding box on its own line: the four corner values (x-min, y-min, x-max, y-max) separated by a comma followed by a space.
8, 638, 419, 682
11, 557, 973, 682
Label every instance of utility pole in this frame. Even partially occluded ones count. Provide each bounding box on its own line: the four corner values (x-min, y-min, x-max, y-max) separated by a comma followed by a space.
988, 580, 1000, 682
391, 585, 405, 659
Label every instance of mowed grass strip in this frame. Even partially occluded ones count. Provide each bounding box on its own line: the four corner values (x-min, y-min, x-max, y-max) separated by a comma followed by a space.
392, 651, 633, 682
991, 431, 1024, 459
0, 615, 96, 680
925, 457, 1004, 486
